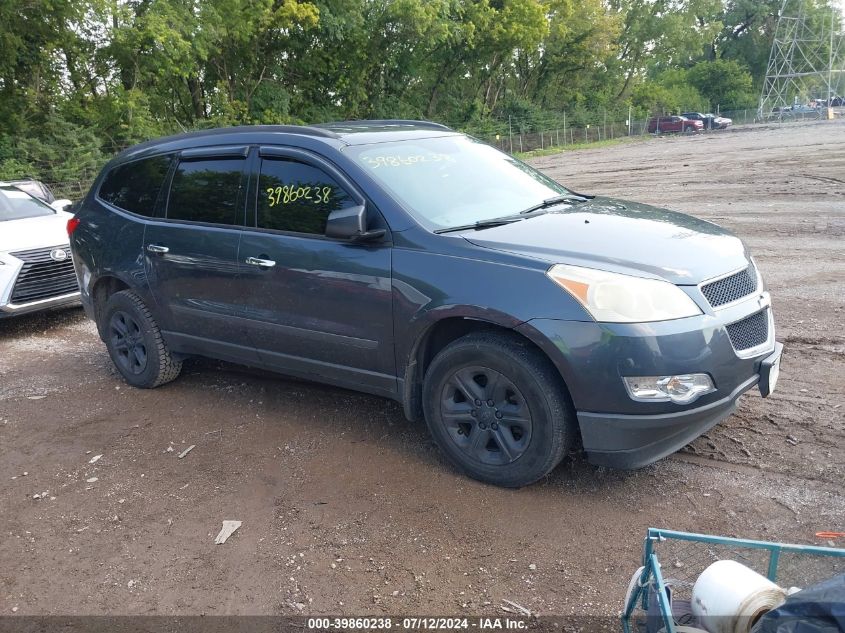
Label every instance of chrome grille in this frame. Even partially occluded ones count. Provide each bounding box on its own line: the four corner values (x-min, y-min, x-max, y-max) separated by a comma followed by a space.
9, 246, 79, 304
726, 310, 769, 352
701, 265, 757, 308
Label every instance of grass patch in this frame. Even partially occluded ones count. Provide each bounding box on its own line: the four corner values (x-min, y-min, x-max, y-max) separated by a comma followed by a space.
514, 135, 648, 160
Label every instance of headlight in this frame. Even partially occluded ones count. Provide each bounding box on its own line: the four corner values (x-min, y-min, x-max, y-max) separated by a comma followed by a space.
546, 264, 702, 323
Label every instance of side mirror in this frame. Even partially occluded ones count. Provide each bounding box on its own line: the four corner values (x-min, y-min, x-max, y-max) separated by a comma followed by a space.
325, 204, 385, 242
51, 198, 73, 213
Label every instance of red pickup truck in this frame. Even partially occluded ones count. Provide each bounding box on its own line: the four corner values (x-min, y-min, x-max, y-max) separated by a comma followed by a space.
647, 116, 704, 134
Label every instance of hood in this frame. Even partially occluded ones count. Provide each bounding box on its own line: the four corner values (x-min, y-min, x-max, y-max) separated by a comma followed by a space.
0, 211, 71, 254
462, 197, 749, 285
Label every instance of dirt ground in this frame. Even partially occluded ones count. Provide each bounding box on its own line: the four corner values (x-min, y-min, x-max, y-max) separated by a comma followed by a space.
1, 120, 843, 619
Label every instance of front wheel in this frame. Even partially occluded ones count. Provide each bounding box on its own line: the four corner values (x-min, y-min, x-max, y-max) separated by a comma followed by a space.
422, 332, 576, 487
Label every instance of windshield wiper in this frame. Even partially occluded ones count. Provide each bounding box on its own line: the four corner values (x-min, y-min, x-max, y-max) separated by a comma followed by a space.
434, 193, 589, 234
434, 216, 523, 234
518, 194, 588, 215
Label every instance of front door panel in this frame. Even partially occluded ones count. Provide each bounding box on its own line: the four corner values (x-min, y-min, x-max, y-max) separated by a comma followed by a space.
239, 234, 394, 391
239, 151, 395, 395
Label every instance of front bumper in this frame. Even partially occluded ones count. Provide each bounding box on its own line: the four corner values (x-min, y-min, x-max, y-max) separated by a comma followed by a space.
516, 291, 781, 469
583, 342, 782, 468
0, 249, 81, 318
0, 292, 81, 318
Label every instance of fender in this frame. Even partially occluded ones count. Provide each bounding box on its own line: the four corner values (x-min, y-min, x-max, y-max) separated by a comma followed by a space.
399, 304, 528, 422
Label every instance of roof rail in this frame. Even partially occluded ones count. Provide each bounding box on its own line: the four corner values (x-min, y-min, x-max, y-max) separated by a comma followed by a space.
192, 124, 341, 139
317, 119, 453, 132
267, 124, 340, 138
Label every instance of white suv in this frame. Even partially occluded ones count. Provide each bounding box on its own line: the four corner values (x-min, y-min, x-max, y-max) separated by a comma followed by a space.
0, 184, 80, 317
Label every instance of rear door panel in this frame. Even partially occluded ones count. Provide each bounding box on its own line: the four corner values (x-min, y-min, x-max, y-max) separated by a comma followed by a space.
143, 149, 257, 363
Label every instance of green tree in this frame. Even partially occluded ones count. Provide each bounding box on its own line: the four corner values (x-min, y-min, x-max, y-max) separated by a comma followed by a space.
609, 0, 723, 100
512, 0, 621, 110
686, 59, 755, 109
0, 0, 842, 190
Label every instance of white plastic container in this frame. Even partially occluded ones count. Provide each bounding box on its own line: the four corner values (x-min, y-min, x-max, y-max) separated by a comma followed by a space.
691, 560, 787, 633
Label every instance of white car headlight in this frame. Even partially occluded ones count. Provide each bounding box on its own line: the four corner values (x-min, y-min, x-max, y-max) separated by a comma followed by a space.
546, 264, 702, 323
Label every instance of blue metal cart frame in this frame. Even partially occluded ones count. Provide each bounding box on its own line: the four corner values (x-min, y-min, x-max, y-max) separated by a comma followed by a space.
621, 528, 845, 633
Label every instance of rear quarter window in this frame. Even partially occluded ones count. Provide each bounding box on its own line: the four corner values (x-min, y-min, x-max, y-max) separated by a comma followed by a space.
99, 155, 174, 216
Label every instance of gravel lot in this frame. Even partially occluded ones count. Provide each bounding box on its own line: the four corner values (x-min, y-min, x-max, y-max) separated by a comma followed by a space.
1, 120, 843, 618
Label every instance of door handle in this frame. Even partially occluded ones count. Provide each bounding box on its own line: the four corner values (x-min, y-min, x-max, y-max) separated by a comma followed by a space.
147, 244, 169, 254
246, 257, 276, 268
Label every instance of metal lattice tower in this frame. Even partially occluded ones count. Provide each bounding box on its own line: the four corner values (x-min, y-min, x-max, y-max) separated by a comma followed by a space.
758, 0, 845, 118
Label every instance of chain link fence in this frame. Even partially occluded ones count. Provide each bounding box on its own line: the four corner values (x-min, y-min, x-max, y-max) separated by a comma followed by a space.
468, 107, 774, 155
470, 106, 845, 155
46, 180, 91, 201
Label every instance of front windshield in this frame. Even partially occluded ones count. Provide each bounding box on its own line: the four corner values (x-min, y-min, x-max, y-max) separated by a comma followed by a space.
344, 135, 571, 230
0, 185, 55, 221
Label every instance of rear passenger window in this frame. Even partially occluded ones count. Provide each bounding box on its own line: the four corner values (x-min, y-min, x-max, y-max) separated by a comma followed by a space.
99, 155, 173, 216
166, 158, 245, 225
258, 159, 354, 235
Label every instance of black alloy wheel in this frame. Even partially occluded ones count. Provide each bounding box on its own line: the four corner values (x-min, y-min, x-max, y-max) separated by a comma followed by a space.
439, 366, 533, 466
100, 290, 182, 388
422, 332, 576, 487
109, 310, 148, 375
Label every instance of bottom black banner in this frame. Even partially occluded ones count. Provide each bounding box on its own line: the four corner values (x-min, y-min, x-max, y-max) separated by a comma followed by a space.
0, 616, 627, 633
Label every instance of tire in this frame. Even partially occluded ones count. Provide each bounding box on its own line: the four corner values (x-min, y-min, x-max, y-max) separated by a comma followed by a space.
422, 332, 575, 487
100, 290, 182, 388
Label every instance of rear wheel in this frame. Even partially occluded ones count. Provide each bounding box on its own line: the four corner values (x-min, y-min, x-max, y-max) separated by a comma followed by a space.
101, 290, 182, 388
422, 332, 575, 487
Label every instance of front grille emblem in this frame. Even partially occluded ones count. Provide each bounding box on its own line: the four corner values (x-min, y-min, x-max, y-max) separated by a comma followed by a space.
50, 248, 68, 262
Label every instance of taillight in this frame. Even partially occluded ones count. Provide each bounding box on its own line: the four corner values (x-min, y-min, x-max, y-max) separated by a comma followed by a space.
67, 217, 81, 236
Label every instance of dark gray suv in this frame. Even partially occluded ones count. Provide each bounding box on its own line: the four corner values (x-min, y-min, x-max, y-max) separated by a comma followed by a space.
69, 120, 782, 487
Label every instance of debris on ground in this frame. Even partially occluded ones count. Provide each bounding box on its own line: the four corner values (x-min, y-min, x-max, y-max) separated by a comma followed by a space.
89, 454, 102, 464
177, 445, 195, 459
214, 520, 242, 544
86, 477, 98, 483
501, 599, 532, 616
